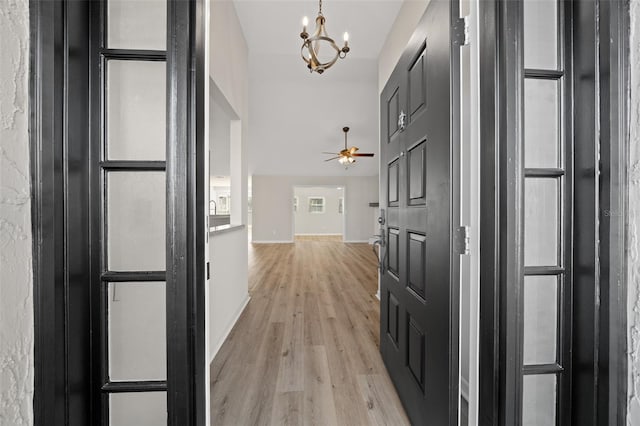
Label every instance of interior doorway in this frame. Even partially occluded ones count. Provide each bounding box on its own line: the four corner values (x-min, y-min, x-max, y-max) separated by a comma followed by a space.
293, 185, 345, 240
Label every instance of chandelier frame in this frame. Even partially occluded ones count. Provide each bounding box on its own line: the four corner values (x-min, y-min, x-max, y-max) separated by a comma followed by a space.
299, 0, 349, 74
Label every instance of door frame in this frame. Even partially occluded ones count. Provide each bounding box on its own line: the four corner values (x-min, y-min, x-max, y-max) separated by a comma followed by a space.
477, 0, 630, 424
30, 1, 78, 422
29, 0, 207, 424
166, 0, 207, 423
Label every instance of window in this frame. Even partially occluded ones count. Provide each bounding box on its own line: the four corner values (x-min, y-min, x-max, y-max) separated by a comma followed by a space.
293, 197, 298, 212
308, 197, 325, 214
217, 194, 230, 215
338, 197, 344, 214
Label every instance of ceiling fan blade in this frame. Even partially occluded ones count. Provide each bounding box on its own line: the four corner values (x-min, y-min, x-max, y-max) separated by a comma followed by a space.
324, 157, 341, 162
352, 153, 375, 157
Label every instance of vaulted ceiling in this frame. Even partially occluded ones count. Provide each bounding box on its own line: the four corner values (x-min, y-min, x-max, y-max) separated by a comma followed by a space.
233, 0, 403, 176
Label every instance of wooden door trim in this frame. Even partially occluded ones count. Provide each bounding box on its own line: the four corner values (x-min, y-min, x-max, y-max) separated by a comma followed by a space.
165, 0, 207, 424
30, 1, 68, 423
597, 1, 630, 424
30, 1, 93, 423
477, 0, 500, 423
448, 0, 462, 423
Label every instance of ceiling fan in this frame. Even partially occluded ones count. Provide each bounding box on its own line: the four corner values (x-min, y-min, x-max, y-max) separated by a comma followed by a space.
323, 127, 375, 165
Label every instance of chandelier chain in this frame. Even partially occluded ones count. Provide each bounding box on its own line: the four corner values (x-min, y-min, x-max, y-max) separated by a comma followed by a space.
319, 0, 322, 15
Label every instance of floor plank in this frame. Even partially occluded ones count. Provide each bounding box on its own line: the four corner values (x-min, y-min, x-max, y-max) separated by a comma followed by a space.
210, 238, 409, 425
303, 345, 338, 425
357, 374, 410, 426
270, 391, 304, 426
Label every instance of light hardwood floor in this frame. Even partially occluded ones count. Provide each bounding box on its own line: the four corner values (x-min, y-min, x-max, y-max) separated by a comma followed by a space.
210, 237, 410, 425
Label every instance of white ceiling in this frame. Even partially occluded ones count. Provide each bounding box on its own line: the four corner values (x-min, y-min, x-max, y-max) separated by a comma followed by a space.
233, 0, 404, 60
233, 0, 403, 177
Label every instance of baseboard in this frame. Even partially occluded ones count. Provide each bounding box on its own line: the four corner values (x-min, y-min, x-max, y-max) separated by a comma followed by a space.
251, 240, 294, 244
375, 290, 380, 300
209, 295, 251, 362
460, 376, 469, 402
294, 233, 343, 236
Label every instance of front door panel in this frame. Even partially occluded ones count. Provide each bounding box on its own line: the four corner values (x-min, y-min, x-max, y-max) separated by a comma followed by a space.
379, 1, 458, 424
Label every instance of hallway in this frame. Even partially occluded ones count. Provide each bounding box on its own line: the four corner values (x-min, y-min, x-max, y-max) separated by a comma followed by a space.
210, 238, 409, 425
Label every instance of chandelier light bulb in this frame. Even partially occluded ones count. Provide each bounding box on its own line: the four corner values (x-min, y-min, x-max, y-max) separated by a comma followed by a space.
343, 32, 349, 42
302, 16, 308, 27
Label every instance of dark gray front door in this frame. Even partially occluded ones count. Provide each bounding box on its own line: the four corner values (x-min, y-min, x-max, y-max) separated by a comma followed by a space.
379, 0, 459, 424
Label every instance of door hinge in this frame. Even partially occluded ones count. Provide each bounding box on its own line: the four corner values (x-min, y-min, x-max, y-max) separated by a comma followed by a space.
453, 16, 470, 47
206, 262, 210, 280
454, 226, 471, 255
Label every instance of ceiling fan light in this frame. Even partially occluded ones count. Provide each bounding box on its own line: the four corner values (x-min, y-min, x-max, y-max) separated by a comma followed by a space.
324, 126, 373, 166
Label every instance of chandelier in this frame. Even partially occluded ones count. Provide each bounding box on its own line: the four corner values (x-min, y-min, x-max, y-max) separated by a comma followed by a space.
300, 0, 350, 74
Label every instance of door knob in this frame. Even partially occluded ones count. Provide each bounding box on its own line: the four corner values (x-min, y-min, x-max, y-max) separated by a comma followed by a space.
398, 110, 407, 131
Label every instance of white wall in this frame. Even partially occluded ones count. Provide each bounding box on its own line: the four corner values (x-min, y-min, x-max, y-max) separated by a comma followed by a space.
627, 1, 640, 423
209, 230, 250, 360
294, 186, 344, 236
208, 0, 250, 361
210, 94, 231, 176
377, 0, 430, 92
247, 54, 380, 177
252, 175, 378, 243
0, 1, 33, 424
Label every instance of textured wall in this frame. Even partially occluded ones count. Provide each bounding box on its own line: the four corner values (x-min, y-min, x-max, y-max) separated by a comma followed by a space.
628, 1, 640, 424
0, 0, 33, 425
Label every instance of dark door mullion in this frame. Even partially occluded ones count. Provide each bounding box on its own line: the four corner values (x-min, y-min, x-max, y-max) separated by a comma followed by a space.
102, 381, 168, 392
558, 2, 573, 425
524, 266, 565, 275
101, 271, 167, 282
100, 161, 167, 171
523, 69, 564, 79
524, 168, 565, 178
523, 364, 564, 375
101, 49, 167, 61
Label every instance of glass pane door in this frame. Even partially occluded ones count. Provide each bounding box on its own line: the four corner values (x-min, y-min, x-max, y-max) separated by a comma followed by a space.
98, 1, 168, 424
521, 0, 571, 424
